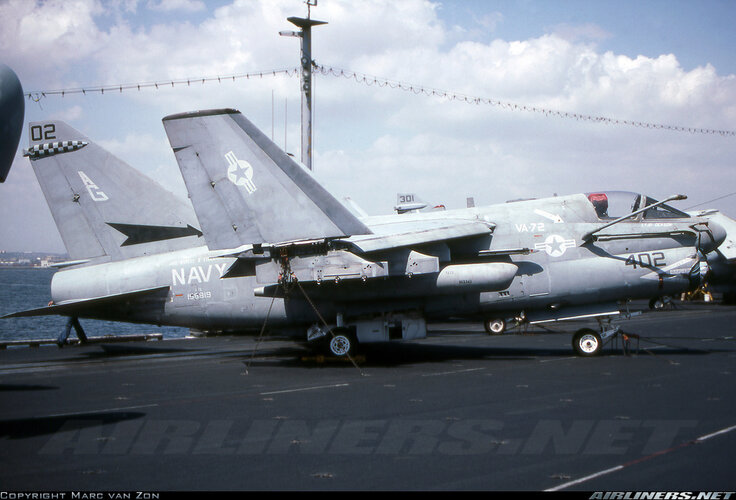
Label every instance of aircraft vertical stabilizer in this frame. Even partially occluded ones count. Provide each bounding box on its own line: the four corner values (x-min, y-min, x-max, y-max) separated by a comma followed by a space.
162, 108, 372, 250
24, 120, 202, 261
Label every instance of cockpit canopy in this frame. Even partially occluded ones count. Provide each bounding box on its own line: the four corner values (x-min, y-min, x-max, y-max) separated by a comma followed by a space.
585, 191, 690, 220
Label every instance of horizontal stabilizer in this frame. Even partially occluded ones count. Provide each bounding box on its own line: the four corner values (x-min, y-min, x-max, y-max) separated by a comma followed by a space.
162, 108, 372, 249
2, 286, 170, 319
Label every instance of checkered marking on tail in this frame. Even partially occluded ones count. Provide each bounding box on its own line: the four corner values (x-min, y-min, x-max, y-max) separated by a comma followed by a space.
23, 140, 88, 159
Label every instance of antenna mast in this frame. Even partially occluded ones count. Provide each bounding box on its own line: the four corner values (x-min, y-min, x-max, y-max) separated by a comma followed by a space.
279, 0, 327, 171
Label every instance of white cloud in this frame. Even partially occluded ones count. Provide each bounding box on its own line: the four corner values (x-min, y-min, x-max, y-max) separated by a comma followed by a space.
550, 22, 612, 43
1, 0, 735, 252
0, 0, 105, 80
0, 154, 64, 253
147, 0, 206, 13
48, 105, 84, 122
98, 132, 189, 197
475, 11, 504, 32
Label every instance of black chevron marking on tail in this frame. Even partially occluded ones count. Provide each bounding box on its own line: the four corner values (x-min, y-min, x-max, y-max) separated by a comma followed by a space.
107, 222, 203, 246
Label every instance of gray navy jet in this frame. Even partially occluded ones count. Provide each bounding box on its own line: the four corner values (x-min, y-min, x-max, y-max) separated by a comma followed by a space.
5, 109, 728, 358
0, 63, 25, 182
690, 209, 736, 304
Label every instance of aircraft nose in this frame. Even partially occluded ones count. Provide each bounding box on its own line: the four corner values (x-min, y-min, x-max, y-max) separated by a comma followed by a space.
698, 220, 727, 254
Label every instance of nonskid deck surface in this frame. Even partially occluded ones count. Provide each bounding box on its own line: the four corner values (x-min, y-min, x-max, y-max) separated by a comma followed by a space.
1, 302, 734, 491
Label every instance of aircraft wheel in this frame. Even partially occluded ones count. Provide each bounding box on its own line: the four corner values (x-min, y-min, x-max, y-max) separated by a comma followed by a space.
327, 331, 356, 357
484, 318, 506, 335
649, 297, 669, 310
572, 328, 602, 357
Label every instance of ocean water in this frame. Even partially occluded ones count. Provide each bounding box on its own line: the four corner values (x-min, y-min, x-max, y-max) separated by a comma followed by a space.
0, 268, 188, 342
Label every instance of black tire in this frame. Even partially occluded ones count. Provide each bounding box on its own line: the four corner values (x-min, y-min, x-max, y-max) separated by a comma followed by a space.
326, 331, 356, 357
572, 328, 602, 357
484, 318, 506, 335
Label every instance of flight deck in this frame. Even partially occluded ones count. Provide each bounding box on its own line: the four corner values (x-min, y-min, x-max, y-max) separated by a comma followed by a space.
1, 301, 734, 492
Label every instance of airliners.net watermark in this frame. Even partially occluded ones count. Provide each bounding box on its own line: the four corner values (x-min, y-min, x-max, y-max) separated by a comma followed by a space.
35, 418, 700, 456
589, 493, 734, 500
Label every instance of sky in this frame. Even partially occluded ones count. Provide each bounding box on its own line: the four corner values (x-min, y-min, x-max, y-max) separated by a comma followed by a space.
1, 0, 735, 253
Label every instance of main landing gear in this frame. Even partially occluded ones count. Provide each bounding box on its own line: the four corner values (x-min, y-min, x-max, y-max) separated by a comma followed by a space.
571, 328, 603, 356
571, 318, 636, 357
308, 324, 358, 358
326, 330, 357, 358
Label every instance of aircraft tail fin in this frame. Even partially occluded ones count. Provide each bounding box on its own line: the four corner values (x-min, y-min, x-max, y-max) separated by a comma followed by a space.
24, 120, 202, 261
162, 108, 371, 250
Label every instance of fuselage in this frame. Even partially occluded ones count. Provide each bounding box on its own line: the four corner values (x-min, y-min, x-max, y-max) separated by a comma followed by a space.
49, 192, 717, 334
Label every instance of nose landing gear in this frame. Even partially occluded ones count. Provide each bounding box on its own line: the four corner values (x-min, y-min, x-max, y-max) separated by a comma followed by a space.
571, 317, 638, 357
484, 318, 506, 335
572, 328, 602, 356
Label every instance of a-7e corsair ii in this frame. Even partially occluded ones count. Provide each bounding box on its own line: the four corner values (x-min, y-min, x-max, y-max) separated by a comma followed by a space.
5, 109, 727, 358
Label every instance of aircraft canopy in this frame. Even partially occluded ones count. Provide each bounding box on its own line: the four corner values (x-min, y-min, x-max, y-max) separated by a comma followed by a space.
585, 191, 689, 220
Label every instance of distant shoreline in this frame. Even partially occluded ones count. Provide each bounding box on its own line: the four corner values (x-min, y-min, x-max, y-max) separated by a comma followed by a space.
0, 266, 56, 270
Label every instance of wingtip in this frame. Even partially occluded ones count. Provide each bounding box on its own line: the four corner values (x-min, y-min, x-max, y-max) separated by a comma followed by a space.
162, 108, 240, 122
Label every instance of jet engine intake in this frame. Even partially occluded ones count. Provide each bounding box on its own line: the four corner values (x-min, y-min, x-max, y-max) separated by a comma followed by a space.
695, 221, 727, 254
